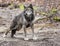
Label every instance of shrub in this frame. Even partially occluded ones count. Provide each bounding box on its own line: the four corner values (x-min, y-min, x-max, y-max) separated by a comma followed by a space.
50, 8, 57, 14
53, 16, 60, 21
19, 4, 24, 10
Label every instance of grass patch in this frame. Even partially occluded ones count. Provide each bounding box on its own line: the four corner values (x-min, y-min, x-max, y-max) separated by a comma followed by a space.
33, 6, 38, 10
19, 4, 24, 10
53, 16, 60, 21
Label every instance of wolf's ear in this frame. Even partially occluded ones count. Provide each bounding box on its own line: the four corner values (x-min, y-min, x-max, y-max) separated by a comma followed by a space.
29, 4, 33, 9
29, 4, 32, 7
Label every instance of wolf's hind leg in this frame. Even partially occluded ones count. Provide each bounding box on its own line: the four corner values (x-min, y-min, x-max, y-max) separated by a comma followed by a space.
3, 29, 10, 37
11, 29, 17, 38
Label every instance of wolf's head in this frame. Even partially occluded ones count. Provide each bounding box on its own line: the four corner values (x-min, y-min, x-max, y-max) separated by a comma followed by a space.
24, 4, 34, 16
24, 4, 34, 22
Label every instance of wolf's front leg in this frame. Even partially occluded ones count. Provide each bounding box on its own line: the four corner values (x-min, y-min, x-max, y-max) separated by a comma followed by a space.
23, 25, 29, 40
31, 23, 38, 40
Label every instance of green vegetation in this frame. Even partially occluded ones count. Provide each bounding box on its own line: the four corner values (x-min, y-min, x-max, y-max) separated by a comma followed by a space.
50, 8, 60, 21
51, 8, 57, 13
50, 8, 57, 15
19, 4, 24, 10
36, 8, 60, 22
8, 3, 38, 10
19, 5, 38, 10
53, 16, 60, 21
33, 6, 38, 10
8, 4, 60, 22
40, 12, 48, 15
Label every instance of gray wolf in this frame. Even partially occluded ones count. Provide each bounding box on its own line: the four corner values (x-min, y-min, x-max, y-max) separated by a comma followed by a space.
3, 4, 37, 40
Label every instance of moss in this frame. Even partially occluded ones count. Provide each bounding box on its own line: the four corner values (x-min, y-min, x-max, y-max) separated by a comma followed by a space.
19, 4, 24, 10
53, 16, 60, 21
40, 12, 47, 15
18, 4, 38, 10
51, 8, 57, 12
33, 6, 38, 10
50, 8, 57, 14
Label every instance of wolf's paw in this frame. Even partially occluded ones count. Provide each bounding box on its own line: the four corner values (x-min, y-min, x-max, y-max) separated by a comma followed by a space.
11, 35, 16, 38
3, 34, 6, 38
33, 36, 38, 40
24, 37, 29, 40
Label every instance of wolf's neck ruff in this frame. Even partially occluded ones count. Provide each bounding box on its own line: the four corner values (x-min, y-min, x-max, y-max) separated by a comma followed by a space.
23, 7, 34, 22
24, 14, 34, 22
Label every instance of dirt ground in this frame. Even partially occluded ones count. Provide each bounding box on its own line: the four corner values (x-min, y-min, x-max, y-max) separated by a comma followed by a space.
0, 28, 60, 46
0, 8, 60, 46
